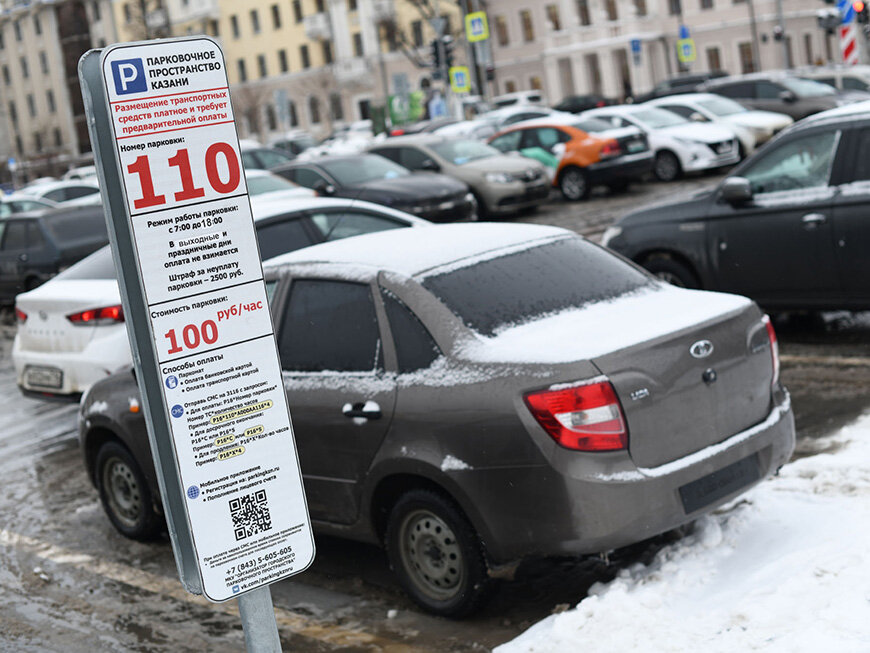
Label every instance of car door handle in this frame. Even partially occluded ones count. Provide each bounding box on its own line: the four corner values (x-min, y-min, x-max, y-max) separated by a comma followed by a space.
18, 253, 27, 262
801, 213, 827, 228
342, 400, 381, 420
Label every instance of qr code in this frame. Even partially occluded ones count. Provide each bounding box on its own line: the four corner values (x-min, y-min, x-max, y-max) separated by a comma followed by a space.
229, 490, 272, 541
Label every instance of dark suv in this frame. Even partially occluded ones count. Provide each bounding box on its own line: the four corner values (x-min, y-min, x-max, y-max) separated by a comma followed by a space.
0, 205, 108, 304
602, 106, 870, 309
632, 70, 728, 103
700, 73, 847, 120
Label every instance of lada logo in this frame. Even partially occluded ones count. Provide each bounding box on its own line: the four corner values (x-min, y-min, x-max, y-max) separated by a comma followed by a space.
690, 340, 714, 358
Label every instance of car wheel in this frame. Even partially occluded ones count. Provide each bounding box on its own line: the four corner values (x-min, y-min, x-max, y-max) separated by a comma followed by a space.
385, 489, 492, 618
558, 167, 589, 201
95, 441, 162, 541
653, 151, 682, 182
643, 255, 700, 289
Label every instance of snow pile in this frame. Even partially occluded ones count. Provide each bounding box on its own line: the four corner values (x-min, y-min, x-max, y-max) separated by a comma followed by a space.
496, 414, 870, 653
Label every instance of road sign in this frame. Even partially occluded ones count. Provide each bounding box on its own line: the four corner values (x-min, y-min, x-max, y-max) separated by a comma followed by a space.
630, 38, 642, 66
450, 66, 471, 93
677, 38, 697, 63
465, 11, 489, 43
679, 24, 690, 39
79, 37, 314, 604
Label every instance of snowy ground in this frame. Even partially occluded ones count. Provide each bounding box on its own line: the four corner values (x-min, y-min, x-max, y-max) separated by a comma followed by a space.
496, 412, 870, 653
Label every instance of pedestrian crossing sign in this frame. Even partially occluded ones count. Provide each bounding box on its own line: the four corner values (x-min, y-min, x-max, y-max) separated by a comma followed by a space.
465, 12, 489, 42
677, 38, 697, 63
450, 66, 471, 93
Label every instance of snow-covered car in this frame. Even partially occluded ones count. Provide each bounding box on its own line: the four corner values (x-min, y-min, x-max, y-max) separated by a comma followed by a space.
244, 168, 315, 204
239, 141, 296, 170
19, 179, 101, 204
431, 118, 497, 141
13, 197, 430, 400
584, 105, 740, 181
491, 90, 546, 107
647, 93, 793, 157
78, 222, 794, 618
478, 105, 569, 131
0, 193, 57, 216
62, 165, 98, 181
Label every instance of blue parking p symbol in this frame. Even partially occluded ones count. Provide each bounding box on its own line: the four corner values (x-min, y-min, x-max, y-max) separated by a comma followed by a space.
111, 58, 147, 95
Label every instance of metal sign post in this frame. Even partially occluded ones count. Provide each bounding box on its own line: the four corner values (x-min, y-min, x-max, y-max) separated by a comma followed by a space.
79, 37, 315, 652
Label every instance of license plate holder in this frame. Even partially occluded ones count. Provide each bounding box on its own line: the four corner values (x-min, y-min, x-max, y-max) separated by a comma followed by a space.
627, 140, 645, 153
25, 366, 63, 390
679, 453, 761, 514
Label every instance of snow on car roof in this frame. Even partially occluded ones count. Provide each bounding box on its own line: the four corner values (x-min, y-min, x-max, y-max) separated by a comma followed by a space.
264, 223, 572, 277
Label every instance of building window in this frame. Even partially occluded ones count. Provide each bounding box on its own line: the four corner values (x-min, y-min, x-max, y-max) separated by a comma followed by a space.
412, 20, 423, 47
546, 5, 561, 31
330, 92, 343, 121
604, 0, 618, 21
20, 57, 29, 79
669, 0, 682, 15
504, 80, 517, 93
250, 9, 260, 34
237, 59, 247, 81
123, 3, 131, 22
33, 14, 42, 35
315, 0, 325, 12
27, 94, 36, 117
358, 99, 370, 120
47, 89, 55, 113
293, 0, 303, 23
804, 33, 814, 65
309, 96, 321, 124
495, 16, 509, 46
576, 1, 591, 26
257, 54, 267, 78
520, 10, 534, 42
92, 1, 101, 21
322, 40, 333, 64
353, 32, 364, 57
210, 20, 219, 36
278, 49, 288, 73
585, 53, 602, 94
266, 105, 277, 131
706, 47, 721, 71
349, 0, 357, 9
271, 4, 281, 29
13, 20, 21, 41
231, 15, 239, 38
288, 100, 298, 127
634, 0, 647, 16
530, 76, 542, 90
441, 14, 452, 36
54, 128, 62, 147
300, 45, 310, 69
35, 132, 43, 153
39, 51, 48, 75
700, 0, 713, 8
738, 41, 756, 73
0, 29, 4, 49
15, 136, 22, 155
8, 101, 17, 125
1, 65, 8, 85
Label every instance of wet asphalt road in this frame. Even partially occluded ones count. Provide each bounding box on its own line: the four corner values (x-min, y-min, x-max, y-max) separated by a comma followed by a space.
1, 176, 869, 652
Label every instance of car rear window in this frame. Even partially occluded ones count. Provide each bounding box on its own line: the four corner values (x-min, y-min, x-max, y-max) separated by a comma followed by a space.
422, 237, 651, 336
43, 210, 108, 246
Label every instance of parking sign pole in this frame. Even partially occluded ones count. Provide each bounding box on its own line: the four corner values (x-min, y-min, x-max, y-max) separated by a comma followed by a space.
238, 587, 282, 652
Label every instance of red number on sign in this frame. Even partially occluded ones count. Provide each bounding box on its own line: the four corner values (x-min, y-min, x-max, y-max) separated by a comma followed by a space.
163, 320, 220, 355
168, 148, 206, 202
205, 142, 241, 194
127, 155, 166, 209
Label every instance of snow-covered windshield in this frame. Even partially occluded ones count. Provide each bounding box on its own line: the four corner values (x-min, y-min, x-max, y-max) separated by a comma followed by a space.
320, 155, 411, 185
697, 96, 747, 116
422, 237, 651, 336
630, 108, 690, 129
784, 77, 837, 97
430, 140, 499, 165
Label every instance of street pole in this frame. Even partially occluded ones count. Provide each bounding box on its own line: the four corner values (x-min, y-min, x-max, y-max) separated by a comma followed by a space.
776, 0, 791, 68
747, 0, 761, 72
238, 587, 282, 652
429, 0, 454, 117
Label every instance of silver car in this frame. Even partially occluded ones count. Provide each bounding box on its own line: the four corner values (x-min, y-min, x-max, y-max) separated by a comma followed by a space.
369, 135, 550, 217
78, 223, 794, 617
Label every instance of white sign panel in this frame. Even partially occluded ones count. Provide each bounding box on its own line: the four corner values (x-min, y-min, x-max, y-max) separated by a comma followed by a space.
100, 38, 314, 602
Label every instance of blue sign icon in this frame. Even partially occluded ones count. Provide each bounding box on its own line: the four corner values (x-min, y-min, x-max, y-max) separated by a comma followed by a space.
187, 485, 200, 500
630, 38, 641, 54
171, 404, 184, 418
232, 585, 241, 594
679, 24, 690, 39
470, 17, 484, 36
111, 58, 147, 95
165, 375, 178, 390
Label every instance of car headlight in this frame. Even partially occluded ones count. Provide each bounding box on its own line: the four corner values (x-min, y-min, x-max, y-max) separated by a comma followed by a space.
485, 172, 513, 184
601, 226, 623, 248
674, 137, 704, 147
749, 126, 771, 137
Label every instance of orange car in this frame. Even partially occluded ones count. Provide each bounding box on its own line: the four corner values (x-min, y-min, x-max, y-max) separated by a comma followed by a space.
488, 116, 653, 200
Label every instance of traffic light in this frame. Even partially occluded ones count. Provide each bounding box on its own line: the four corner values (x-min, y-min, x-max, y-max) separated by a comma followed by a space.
430, 39, 442, 68
442, 36, 455, 68
855, 1, 869, 23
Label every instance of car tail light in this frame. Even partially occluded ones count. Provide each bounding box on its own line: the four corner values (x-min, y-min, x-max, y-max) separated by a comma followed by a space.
390, 128, 406, 136
599, 139, 622, 159
524, 379, 628, 451
596, 100, 606, 107
67, 304, 125, 326
15, 307, 27, 324
762, 314, 780, 386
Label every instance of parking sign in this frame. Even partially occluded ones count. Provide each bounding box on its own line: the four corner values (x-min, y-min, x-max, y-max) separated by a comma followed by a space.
465, 11, 489, 42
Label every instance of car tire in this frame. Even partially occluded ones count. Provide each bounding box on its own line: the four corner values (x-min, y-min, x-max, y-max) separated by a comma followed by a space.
385, 489, 492, 618
643, 255, 700, 289
95, 441, 162, 541
558, 167, 590, 201
653, 151, 682, 182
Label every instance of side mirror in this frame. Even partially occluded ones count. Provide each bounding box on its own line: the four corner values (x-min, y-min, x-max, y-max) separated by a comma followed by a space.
420, 158, 440, 171
779, 90, 797, 103
721, 176, 753, 205
313, 181, 335, 196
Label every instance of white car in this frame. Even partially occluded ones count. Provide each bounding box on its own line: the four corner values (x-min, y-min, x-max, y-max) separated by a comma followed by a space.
20, 179, 101, 204
646, 93, 793, 157
244, 169, 315, 204
479, 105, 568, 131
432, 118, 497, 141
0, 193, 57, 216
491, 90, 546, 107
62, 165, 98, 181
13, 197, 431, 399
583, 105, 740, 182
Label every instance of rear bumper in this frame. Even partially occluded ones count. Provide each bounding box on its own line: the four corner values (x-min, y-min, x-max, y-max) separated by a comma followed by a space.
483, 180, 551, 214
584, 152, 654, 184
403, 194, 477, 223
465, 392, 794, 563
13, 330, 131, 398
